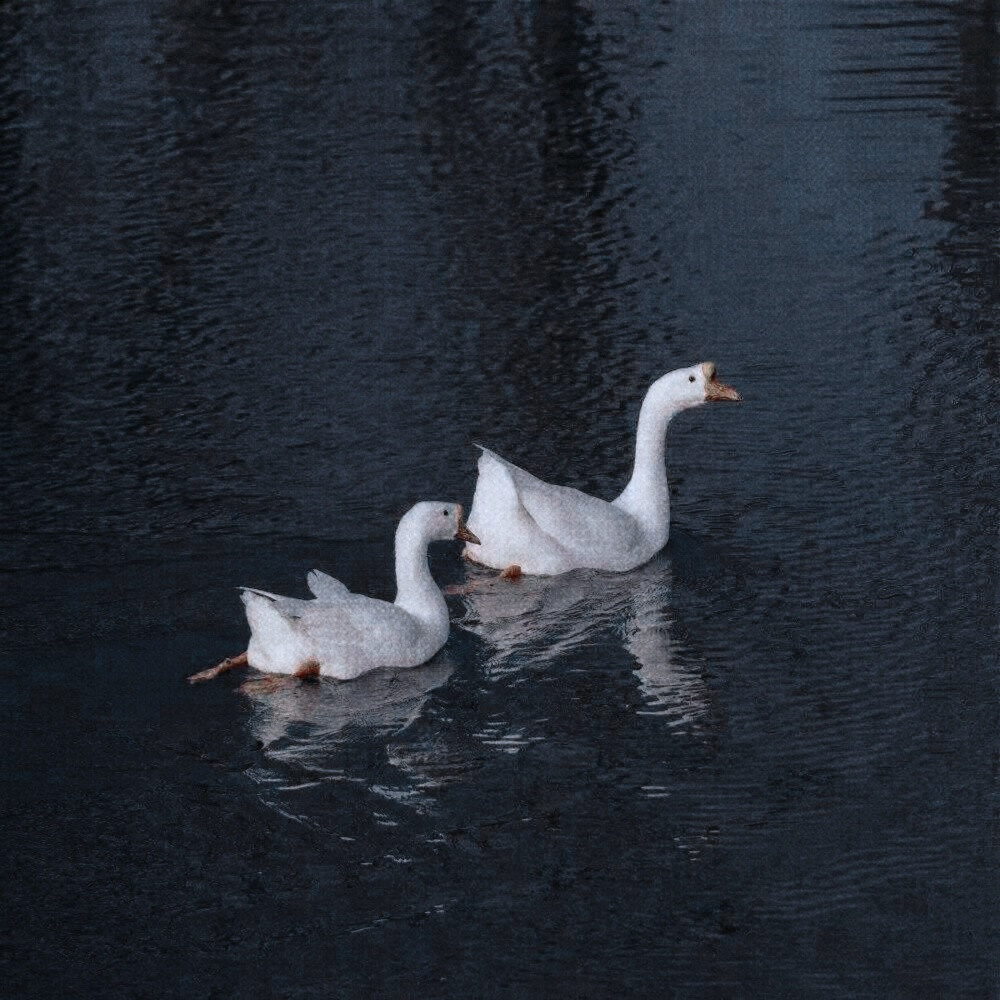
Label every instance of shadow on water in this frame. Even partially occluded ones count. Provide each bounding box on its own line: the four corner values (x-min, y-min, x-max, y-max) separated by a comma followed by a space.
927, 0, 1000, 375
413, 2, 654, 490
850, 0, 1000, 573
822, 8, 1000, 995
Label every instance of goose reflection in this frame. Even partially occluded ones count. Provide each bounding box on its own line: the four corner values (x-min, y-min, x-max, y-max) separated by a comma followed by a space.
243, 654, 472, 809
621, 566, 711, 729
457, 553, 711, 730
248, 656, 455, 753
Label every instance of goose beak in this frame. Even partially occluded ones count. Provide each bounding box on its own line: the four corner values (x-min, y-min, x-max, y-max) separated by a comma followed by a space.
702, 361, 741, 402
452, 505, 480, 544
455, 520, 480, 545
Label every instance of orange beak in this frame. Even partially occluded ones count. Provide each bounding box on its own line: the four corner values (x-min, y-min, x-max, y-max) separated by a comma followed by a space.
455, 519, 480, 545
702, 361, 740, 402
453, 505, 481, 544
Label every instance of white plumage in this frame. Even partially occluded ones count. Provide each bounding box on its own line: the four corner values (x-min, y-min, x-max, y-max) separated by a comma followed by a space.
464, 362, 739, 576
240, 501, 479, 680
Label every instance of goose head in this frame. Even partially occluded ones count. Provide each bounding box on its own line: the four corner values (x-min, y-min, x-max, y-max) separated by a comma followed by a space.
404, 501, 481, 545
648, 362, 741, 413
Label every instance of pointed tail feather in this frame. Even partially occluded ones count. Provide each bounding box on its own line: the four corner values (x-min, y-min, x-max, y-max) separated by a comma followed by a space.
241, 589, 310, 674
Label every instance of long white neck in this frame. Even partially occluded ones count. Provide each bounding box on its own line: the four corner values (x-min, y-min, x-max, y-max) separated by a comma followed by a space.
613, 378, 686, 544
393, 515, 448, 629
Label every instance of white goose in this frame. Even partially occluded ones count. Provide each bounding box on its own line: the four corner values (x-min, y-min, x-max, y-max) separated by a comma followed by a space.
189, 502, 479, 685
464, 362, 739, 576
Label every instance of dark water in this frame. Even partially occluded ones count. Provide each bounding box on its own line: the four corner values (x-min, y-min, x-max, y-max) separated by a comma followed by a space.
2, 1, 998, 996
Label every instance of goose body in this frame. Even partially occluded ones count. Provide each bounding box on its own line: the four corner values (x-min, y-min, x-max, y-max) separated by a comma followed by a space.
241, 502, 478, 680
464, 362, 739, 576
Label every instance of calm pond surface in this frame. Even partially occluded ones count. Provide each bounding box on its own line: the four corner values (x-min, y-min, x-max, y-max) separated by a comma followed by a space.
2, 1, 998, 996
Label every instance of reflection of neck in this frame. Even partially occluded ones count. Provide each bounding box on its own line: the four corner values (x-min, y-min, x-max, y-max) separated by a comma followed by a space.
614, 383, 682, 542
394, 517, 446, 625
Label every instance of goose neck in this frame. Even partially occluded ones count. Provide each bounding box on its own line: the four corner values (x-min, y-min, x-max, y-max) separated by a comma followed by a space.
614, 391, 678, 537
393, 520, 447, 624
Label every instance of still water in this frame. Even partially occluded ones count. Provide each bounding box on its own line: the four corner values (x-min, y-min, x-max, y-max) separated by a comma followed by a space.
2, 1, 998, 996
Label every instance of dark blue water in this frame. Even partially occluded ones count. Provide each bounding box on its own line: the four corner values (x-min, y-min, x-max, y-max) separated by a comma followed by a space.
2, 2, 998, 996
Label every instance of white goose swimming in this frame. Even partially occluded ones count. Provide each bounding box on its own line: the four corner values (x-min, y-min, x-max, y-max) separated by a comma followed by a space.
189, 502, 479, 685
463, 362, 739, 576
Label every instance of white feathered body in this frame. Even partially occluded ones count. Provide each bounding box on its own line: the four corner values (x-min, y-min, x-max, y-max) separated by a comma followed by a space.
462, 364, 740, 576
240, 502, 464, 680
464, 448, 662, 576
242, 580, 447, 681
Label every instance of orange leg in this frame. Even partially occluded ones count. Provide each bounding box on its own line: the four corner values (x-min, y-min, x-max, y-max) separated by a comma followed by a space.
445, 563, 523, 596
238, 659, 320, 696
187, 651, 249, 685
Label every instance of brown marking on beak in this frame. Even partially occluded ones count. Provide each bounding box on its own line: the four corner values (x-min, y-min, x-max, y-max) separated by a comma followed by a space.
455, 521, 480, 545
454, 505, 481, 544
701, 361, 741, 402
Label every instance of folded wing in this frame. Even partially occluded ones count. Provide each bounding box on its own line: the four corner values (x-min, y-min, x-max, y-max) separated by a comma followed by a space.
299, 594, 423, 671
306, 569, 351, 602
477, 447, 641, 569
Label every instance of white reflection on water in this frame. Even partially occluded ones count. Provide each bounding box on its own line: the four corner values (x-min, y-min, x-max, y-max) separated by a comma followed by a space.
621, 566, 711, 729
241, 554, 711, 826
457, 553, 710, 730
241, 644, 549, 824
248, 656, 455, 756
243, 656, 467, 812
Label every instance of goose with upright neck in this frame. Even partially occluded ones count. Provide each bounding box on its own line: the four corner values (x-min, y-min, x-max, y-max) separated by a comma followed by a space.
463, 362, 739, 576
188, 502, 479, 684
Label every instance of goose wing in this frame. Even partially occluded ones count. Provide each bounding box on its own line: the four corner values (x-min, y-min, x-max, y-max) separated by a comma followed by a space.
298, 594, 422, 666
241, 586, 313, 618
306, 569, 351, 602
477, 447, 642, 567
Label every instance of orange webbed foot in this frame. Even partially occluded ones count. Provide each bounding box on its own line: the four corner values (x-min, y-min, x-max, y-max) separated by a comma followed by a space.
445, 564, 522, 595
187, 651, 249, 684
238, 659, 320, 696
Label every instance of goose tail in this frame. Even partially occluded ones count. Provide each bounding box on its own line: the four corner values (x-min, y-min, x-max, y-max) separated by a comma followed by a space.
240, 589, 309, 674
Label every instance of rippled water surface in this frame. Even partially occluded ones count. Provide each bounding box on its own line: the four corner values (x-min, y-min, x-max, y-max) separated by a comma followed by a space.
2, 2, 998, 996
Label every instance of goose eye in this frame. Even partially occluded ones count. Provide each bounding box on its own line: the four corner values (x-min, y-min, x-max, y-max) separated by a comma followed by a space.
442, 509, 449, 516
688, 375, 695, 382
